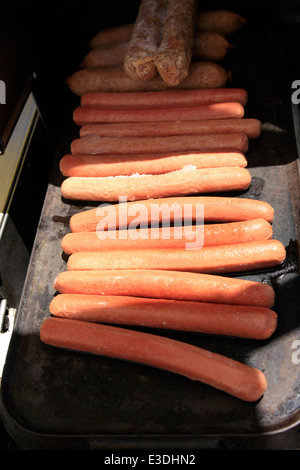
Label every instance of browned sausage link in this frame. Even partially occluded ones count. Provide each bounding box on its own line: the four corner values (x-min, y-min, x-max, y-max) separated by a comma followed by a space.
89, 23, 134, 49
124, 0, 168, 81
155, 0, 198, 86
88, 11, 246, 49
81, 41, 129, 68
66, 62, 229, 96
196, 10, 246, 36
82, 31, 233, 68
193, 32, 234, 62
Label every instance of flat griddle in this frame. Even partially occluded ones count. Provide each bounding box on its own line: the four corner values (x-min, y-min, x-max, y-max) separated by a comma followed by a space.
1, 2, 300, 450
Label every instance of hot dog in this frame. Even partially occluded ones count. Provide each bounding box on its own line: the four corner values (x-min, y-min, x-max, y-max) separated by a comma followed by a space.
40, 317, 267, 402
60, 151, 248, 177
49, 293, 277, 340
66, 240, 286, 274
61, 219, 273, 255
72, 102, 245, 126
78, 119, 260, 140
80, 88, 248, 108
53, 269, 275, 308
61, 167, 252, 202
69, 133, 249, 155
69, 196, 275, 233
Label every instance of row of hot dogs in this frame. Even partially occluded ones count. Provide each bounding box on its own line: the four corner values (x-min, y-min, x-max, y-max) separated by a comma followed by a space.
40, 6, 285, 403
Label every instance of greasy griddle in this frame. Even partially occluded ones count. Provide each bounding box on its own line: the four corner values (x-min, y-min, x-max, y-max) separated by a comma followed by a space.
1, 3, 300, 450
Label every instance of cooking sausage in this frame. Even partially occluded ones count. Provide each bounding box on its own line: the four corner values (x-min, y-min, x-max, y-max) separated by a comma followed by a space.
69, 196, 275, 232
89, 23, 135, 49
66, 239, 286, 274
66, 62, 229, 96
61, 167, 252, 202
196, 10, 246, 36
81, 41, 129, 68
154, 0, 197, 86
59, 151, 248, 177
69, 133, 249, 156
88, 10, 246, 48
49, 293, 277, 340
72, 102, 245, 126
123, 0, 167, 81
80, 88, 248, 108
61, 219, 273, 254
40, 317, 267, 402
82, 31, 234, 67
53, 269, 275, 307
193, 31, 234, 62
78, 119, 260, 140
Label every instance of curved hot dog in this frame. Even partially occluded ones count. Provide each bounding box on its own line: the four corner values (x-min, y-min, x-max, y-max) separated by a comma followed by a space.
40, 317, 267, 402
